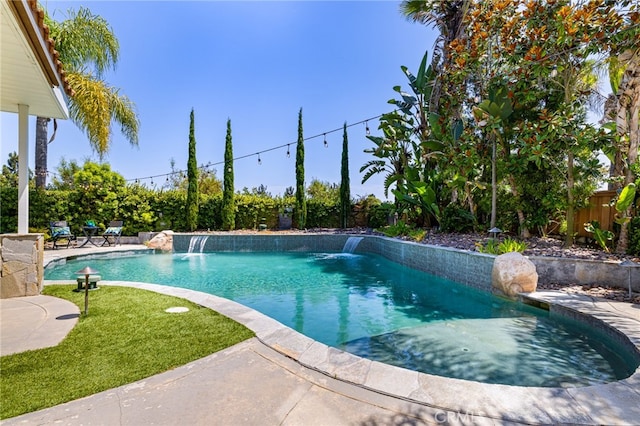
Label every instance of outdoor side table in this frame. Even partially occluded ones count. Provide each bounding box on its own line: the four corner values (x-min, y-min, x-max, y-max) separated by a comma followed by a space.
78, 226, 100, 248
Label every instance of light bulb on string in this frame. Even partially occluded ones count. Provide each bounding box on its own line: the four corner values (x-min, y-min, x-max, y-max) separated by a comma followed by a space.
323, 133, 328, 148
150, 178, 154, 186
165, 176, 169, 183
258, 153, 262, 165
365, 121, 370, 136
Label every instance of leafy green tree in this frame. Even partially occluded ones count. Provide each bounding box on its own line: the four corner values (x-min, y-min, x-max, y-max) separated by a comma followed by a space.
186, 109, 199, 231
36, 6, 139, 188
295, 108, 307, 228
307, 179, 339, 203
222, 119, 235, 231
164, 159, 185, 190
340, 123, 351, 228
69, 161, 125, 228
50, 158, 81, 190
1, 152, 21, 187
434, 0, 637, 238
163, 158, 221, 196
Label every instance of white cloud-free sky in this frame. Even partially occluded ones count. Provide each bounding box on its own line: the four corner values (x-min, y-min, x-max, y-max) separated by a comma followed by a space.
1, 0, 436, 200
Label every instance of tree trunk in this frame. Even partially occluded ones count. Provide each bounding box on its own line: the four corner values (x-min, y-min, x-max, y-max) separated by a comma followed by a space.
507, 175, 530, 239
35, 117, 50, 189
464, 182, 476, 216
564, 151, 575, 248
614, 50, 639, 254
490, 136, 497, 229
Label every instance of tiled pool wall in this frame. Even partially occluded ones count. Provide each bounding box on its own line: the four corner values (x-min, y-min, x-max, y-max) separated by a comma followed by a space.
523, 294, 640, 365
173, 234, 495, 291
174, 234, 640, 292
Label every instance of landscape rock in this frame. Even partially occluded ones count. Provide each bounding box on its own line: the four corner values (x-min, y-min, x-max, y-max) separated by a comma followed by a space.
492, 252, 538, 297
147, 230, 174, 252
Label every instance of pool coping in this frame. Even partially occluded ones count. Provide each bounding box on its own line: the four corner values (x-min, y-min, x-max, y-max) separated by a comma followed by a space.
44, 246, 640, 424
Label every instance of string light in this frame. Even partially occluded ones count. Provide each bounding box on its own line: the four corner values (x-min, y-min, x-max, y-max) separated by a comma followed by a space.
365, 121, 370, 136
123, 111, 386, 183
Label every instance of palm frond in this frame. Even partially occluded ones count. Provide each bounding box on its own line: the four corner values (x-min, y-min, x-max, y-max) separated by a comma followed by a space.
67, 72, 111, 155
108, 91, 140, 146
48, 7, 119, 77
66, 72, 139, 157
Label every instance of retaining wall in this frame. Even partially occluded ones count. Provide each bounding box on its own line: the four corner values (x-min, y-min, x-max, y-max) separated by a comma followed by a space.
531, 256, 640, 291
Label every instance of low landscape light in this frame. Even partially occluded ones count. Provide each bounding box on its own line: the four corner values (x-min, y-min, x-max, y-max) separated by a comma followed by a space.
76, 266, 99, 315
488, 227, 502, 239
620, 259, 638, 298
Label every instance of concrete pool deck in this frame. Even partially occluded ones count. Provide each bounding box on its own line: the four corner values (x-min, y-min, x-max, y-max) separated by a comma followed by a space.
2, 245, 639, 424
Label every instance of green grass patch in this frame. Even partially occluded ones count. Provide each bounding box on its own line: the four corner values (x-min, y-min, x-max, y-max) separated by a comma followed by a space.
0, 285, 254, 419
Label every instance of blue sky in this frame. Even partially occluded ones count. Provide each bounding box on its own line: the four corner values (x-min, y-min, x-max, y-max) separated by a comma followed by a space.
1, 0, 436, 200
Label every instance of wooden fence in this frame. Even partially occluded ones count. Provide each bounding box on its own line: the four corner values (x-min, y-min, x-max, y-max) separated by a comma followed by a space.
575, 190, 617, 238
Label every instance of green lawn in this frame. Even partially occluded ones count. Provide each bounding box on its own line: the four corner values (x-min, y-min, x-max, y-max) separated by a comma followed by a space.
0, 285, 254, 419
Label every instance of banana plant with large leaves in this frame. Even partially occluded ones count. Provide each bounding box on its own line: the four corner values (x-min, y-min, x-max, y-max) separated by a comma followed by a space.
360, 111, 414, 199
472, 86, 515, 232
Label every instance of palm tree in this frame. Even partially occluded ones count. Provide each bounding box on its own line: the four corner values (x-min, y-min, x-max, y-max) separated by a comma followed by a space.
35, 7, 139, 188
612, 49, 640, 253
399, 0, 470, 114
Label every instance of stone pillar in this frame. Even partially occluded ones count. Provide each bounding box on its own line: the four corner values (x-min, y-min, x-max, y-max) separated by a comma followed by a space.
0, 234, 44, 298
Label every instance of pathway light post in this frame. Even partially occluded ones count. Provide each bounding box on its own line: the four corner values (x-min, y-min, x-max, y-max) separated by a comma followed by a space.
488, 227, 502, 240
76, 266, 99, 316
620, 259, 638, 299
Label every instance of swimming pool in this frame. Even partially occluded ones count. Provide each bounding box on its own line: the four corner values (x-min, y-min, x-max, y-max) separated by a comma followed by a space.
45, 249, 638, 387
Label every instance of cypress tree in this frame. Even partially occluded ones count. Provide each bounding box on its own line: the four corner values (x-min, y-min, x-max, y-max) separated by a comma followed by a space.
222, 119, 235, 230
295, 108, 307, 228
340, 122, 351, 228
186, 108, 199, 231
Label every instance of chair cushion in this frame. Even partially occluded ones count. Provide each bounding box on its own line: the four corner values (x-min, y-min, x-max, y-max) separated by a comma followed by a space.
52, 226, 71, 237
104, 227, 122, 235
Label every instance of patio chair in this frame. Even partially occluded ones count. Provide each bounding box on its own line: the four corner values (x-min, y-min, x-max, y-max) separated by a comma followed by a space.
101, 221, 123, 246
50, 221, 76, 249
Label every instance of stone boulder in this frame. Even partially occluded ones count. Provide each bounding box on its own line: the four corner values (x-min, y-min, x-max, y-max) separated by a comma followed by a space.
492, 252, 538, 298
147, 230, 174, 252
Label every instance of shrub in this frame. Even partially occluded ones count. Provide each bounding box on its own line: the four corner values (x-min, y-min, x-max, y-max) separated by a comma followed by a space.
439, 204, 476, 233
307, 199, 340, 228
584, 220, 614, 253
476, 237, 528, 255
367, 202, 395, 229
377, 220, 426, 241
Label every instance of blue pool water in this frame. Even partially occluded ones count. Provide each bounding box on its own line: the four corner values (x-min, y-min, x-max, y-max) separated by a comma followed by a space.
45, 251, 637, 387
